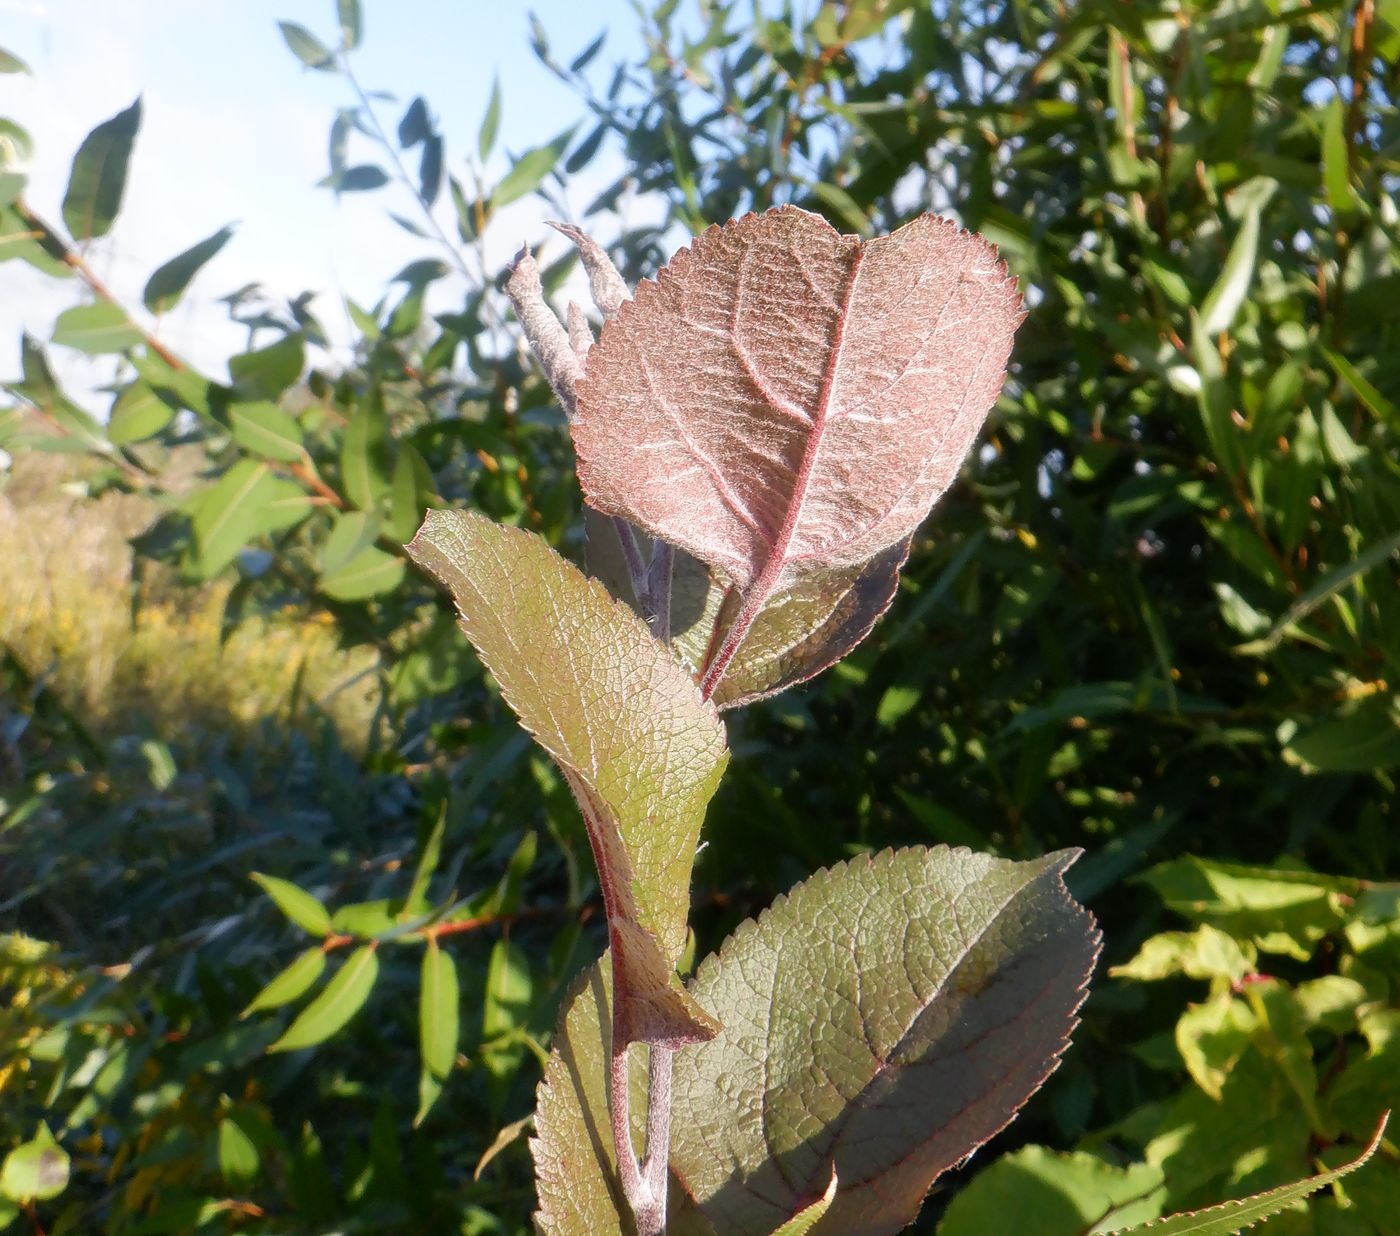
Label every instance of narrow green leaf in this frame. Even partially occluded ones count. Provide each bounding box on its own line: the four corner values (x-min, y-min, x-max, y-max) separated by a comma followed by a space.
420, 940, 459, 1081
404, 801, 447, 917
279, 21, 336, 70
107, 381, 172, 445
1109, 1113, 1388, 1234
1323, 348, 1400, 430
62, 97, 142, 241
228, 399, 304, 462
478, 76, 502, 160
142, 224, 234, 314
670, 847, 1100, 1235
1321, 96, 1352, 212
1198, 206, 1260, 336
241, 947, 327, 1017
251, 872, 332, 936
340, 391, 391, 509
52, 302, 142, 354
337, 0, 362, 49
407, 510, 728, 1048
492, 127, 575, 208
320, 545, 407, 601
269, 945, 378, 1052
386, 448, 423, 542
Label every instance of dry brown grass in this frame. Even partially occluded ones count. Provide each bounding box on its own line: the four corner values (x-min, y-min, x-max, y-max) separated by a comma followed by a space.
0, 452, 379, 746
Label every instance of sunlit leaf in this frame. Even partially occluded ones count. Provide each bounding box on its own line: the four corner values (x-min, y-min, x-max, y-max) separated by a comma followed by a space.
407, 510, 727, 1047
241, 947, 327, 1017
420, 940, 459, 1080
269, 945, 378, 1052
669, 846, 1099, 1235
52, 302, 142, 354
251, 872, 332, 936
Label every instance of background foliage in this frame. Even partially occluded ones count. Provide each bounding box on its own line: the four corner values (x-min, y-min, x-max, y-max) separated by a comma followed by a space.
2, 0, 1398, 1231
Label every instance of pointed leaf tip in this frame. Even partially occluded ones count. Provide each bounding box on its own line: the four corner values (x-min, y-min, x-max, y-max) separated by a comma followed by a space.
670, 845, 1099, 1236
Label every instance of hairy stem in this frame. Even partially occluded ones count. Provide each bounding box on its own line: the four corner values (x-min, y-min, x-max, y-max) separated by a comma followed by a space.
641, 1045, 674, 1220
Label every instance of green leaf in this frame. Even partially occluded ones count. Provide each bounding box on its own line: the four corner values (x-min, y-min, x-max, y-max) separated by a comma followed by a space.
1109, 1114, 1388, 1235
407, 510, 728, 1048
327, 164, 389, 192
936, 1147, 1164, 1236
218, 1113, 260, 1186
492, 127, 575, 208
143, 224, 234, 314
279, 20, 336, 70
1323, 348, 1400, 430
269, 945, 378, 1052
1284, 696, 1400, 773
190, 460, 278, 577
398, 97, 430, 147
228, 399, 304, 462
404, 801, 447, 917
668, 846, 1100, 1235
420, 940, 459, 1081
386, 448, 423, 542
251, 872, 332, 936
340, 392, 391, 509
1321, 96, 1353, 212
0, 47, 31, 74
1198, 205, 1260, 336
62, 97, 141, 241
320, 510, 380, 574
131, 351, 216, 419
107, 381, 173, 444
241, 947, 327, 1016
320, 545, 407, 601
337, 0, 362, 49
1110, 926, 1256, 986
478, 76, 502, 160
52, 302, 142, 354
0, 1125, 69, 1204
228, 333, 304, 399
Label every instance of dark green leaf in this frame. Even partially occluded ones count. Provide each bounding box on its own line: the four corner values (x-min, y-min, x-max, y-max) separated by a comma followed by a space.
228, 333, 304, 399
62, 97, 142, 241
142, 224, 235, 314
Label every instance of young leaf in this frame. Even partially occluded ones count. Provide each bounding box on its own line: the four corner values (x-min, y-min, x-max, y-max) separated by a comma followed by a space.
143, 224, 235, 314
251, 872, 332, 936
279, 20, 336, 70
269, 945, 378, 1052
668, 846, 1100, 1235
62, 98, 142, 241
1108, 1113, 1388, 1235
0, 1124, 69, 1204
241, 947, 327, 1017
420, 940, 459, 1081
571, 207, 1022, 693
337, 0, 362, 50
407, 510, 728, 1047
51, 302, 143, 354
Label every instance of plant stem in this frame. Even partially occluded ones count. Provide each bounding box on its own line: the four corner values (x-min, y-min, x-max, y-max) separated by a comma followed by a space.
641, 1045, 674, 1213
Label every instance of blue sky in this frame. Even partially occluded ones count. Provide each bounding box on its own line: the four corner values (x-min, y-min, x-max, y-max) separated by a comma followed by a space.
1, 0, 657, 388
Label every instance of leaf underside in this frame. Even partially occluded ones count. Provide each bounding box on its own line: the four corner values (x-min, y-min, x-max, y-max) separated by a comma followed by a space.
572, 206, 1022, 616
407, 510, 727, 1047
586, 508, 907, 709
533, 846, 1100, 1236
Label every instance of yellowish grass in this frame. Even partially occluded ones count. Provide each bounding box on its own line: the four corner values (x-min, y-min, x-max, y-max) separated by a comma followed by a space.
0, 453, 379, 746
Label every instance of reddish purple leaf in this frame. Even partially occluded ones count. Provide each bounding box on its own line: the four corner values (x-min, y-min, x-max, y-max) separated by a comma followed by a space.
572, 206, 1022, 693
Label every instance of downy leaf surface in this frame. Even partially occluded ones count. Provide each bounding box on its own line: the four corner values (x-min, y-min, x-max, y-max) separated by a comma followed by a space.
572, 207, 1021, 621
668, 845, 1100, 1235
407, 510, 727, 1046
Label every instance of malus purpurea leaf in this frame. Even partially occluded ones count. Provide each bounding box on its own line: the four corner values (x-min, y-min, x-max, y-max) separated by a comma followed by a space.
407, 509, 727, 1048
